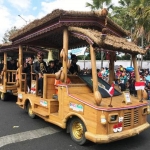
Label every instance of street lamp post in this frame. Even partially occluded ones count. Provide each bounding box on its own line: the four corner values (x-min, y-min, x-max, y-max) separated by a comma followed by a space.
18, 15, 27, 24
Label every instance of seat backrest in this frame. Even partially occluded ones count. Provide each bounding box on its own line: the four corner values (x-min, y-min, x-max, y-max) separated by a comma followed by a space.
43, 74, 56, 99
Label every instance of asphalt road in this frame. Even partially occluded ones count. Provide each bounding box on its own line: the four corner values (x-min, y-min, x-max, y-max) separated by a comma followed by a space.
0, 96, 150, 150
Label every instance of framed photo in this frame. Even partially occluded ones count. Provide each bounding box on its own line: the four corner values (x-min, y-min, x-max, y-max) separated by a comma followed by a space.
123, 92, 132, 104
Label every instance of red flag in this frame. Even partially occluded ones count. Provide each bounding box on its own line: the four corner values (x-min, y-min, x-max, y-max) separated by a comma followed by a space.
108, 83, 114, 96
135, 82, 145, 90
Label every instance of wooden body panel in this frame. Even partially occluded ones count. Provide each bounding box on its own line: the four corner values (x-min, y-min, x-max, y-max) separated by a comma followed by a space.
17, 75, 149, 143
0, 70, 17, 94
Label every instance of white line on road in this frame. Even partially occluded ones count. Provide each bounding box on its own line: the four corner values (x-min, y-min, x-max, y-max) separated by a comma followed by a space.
0, 126, 61, 148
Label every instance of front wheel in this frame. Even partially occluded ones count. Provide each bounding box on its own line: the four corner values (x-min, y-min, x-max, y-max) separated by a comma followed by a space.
69, 117, 87, 145
27, 102, 36, 119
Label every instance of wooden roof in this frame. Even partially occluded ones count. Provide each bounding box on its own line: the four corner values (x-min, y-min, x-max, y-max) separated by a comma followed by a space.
10, 9, 129, 41
6, 9, 146, 55
69, 27, 146, 54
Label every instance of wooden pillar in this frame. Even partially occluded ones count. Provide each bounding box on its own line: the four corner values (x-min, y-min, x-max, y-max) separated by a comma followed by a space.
109, 52, 115, 85
132, 54, 141, 99
43, 74, 47, 99
19, 45, 23, 91
63, 28, 68, 83
90, 45, 98, 92
3, 52, 7, 92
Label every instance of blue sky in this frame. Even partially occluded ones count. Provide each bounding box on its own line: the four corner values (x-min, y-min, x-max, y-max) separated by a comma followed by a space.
0, 0, 118, 43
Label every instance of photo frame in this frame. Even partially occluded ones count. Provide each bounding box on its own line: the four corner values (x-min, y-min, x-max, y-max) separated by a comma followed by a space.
123, 92, 132, 104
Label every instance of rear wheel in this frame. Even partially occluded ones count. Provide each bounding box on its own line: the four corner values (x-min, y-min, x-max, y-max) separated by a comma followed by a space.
69, 117, 87, 145
27, 102, 36, 119
1, 92, 8, 101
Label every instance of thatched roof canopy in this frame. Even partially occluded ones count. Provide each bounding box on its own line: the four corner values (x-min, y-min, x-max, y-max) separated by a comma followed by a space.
69, 27, 146, 55
0, 43, 48, 56
10, 9, 129, 41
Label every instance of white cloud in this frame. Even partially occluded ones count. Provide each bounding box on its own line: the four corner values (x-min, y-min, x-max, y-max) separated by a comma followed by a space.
0, 0, 4, 4
0, 5, 12, 42
32, 6, 37, 11
40, 0, 92, 16
7, 0, 31, 11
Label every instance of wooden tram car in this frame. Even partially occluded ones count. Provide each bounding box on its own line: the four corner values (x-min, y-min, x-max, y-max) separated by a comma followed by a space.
2, 9, 149, 145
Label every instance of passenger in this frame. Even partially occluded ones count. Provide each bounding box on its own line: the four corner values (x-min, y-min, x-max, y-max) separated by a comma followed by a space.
33, 52, 47, 97
7, 58, 17, 70
23, 55, 34, 93
119, 72, 127, 91
145, 82, 150, 93
47, 60, 57, 74
69, 54, 80, 75
54, 59, 61, 72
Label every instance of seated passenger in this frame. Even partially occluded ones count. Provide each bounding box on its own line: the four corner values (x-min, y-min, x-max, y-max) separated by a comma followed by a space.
54, 59, 61, 72
69, 54, 80, 75
33, 52, 47, 97
47, 60, 57, 74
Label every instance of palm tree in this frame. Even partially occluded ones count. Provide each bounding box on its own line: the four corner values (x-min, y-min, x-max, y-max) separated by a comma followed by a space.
130, 0, 150, 67
86, 0, 113, 10
86, 0, 113, 68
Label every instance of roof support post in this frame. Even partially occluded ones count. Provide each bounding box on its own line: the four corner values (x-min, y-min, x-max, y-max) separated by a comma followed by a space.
3, 52, 7, 92
90, 45, 98, 92
132, 54, 141, 99
19, 45, 23, 90
90, 45, 102, 105
63, 28, 68, 83
109, 52, 115, 85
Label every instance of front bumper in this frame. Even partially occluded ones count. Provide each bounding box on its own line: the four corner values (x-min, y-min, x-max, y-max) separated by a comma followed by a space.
85, 122, 150, 143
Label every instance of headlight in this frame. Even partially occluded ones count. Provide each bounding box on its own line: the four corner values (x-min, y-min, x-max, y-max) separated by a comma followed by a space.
147, 106, 150, 114
101, 113, 107, 125
108, 113, 118, 123
142, 107, 148, 115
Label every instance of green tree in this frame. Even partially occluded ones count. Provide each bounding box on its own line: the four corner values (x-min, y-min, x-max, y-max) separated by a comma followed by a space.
86, 0, 113, 10
2, 26, 18, 43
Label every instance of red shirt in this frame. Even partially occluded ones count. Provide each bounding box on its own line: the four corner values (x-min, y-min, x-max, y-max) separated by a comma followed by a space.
54, 78, 71, 94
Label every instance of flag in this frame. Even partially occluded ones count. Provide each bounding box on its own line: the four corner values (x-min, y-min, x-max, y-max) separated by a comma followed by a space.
135, 82, 145, 90
108, 83, 114, 96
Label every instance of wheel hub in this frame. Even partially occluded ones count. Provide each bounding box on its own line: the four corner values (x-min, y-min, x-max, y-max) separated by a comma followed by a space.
29, 105, 33, 115
72, 121, 83, 140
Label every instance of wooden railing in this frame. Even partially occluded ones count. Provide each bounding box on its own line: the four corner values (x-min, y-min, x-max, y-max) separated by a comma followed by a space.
6, 70, 17, 84
20, 73, 27, 93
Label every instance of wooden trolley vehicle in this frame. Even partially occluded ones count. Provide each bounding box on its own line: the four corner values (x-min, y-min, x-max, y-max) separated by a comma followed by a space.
0, 44, 18, 101
8, 9, 150, 145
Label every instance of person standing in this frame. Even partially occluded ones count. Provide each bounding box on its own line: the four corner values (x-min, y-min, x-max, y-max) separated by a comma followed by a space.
33, 52, 47, 97
23, 55, 34, 93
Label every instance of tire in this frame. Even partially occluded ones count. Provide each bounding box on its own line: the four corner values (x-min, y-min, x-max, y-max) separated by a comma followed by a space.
27, 102, 36, 119
69, 117, 87, 145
